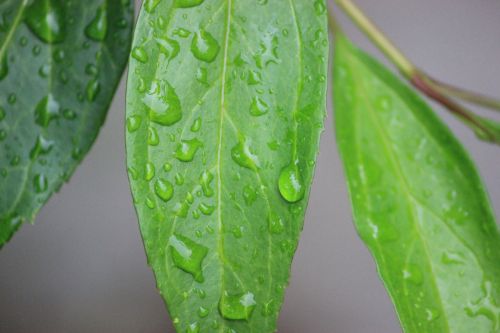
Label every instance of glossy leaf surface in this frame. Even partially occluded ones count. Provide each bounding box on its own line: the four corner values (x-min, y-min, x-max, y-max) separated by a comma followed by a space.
0, 0, 133, 246
334, 35, 500, 332
126, 1, 328, 332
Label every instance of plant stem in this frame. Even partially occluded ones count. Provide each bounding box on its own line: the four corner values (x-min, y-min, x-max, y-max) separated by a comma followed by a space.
334, 0, 415, 78
331, 0, 500, 144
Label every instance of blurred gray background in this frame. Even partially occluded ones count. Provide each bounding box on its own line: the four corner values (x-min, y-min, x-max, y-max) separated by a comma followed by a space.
1, 0, 499, 332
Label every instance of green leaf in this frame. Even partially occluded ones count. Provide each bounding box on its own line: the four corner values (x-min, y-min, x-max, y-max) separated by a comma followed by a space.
126, 1, 328, 332
334, 35, 500, 333
0, 0, 134, 246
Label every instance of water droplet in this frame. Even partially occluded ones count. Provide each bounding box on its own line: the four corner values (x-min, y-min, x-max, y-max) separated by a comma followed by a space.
250, 97, 269, 116
196, 67, 208, 85
185, 322, 200, 333
402, 264, 423, 285
85, 5, 108, 41
314, 0, 326, 15
132, 46, 148, 63
278, 162, 304, 203
155, 178, 174, 202
145, 0, 161, 12
169, 234, 208, 282
247, 70, 261, 85
146, 127, 160, 146
156, 37, 179, 61
441, 251, 464, 265
0, 53, 8, 80
191, 118, 201, 132
163, 162, 173, 172
219, 292, 256, 321
30, 135, 54, 159
144, 80, 182, 126
425, 307, 440, 322
231, 139, 259, 170
0, 107, 6, 121
127, 115, 142, 132
268, 213, 285, 234
145, 162, 155, 181
175, 138, 202, 162
197, 306, 209, 318
200, 171, 214, 197
86, 79, 100, 102
176, 0, 205, 8
35, 94, 60, 127
199, 203, 215, 216
25, 0, 65, 43
34, 174, 48, 193
242, 185, 257, 205
191, 29, 220, 63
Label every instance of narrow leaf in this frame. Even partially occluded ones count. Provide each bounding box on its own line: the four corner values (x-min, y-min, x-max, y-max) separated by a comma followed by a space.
126, 1, 328, 332
334, 35, 500, 332
0, 0, 134, 246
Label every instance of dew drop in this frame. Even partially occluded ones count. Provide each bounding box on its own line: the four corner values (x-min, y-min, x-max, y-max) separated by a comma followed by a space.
145, 162, 155, 181
25, 0, 65, 43
197, 306, 209, 318
0, 107, 6, 121
169, 234, 208, 282
147, 127, 160, 146
247, 70, 261, 85
268, 213, 285, 234
278, 162, 304, 203
35, 94, 60, 127
34, 174, 48, 193
126, 115, 142, 132
85, 5, 108, 41
154, 178, 174, 202
231, 139, 259, 170
219, 292, 256, 321
144, 80, 182, 126
30, 135, 54, 160
175, 138, 202, 162
242, 185, 257, 206
156, 37, 180, 61
86, 79, 100, 102
132, 46, 148, 63
0, 53, 8, 80
249, 96, 269, 116
199, 203, 215, 216
145, 0, 161, 13
200, 171, 214, 197
191, 117, 201, 132
191, 29, 220, 63
402, 264, 423, 285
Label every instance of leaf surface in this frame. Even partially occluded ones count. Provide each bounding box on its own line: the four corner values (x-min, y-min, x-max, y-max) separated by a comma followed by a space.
334, 35, 500, 333
126, 1, 328, 332
0, 0, 134, 246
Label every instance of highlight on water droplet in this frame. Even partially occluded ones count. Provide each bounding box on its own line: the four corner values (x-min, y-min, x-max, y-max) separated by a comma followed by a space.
169, 234, 208, 282
219, 291, 257, 321
85, 5, 108, 41
278, 161, 305, 203
175, 138, 202, 162
25, 0, 65, 43
191, 29, 220, 63
144, 80, 183, 126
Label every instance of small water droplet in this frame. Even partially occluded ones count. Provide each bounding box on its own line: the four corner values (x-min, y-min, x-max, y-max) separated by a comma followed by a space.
30, 135, 54, 160
145, 0, 161, 12
199, 203, 215, 216
219, 291, 256, 321
185, 322, 200, 333
176, 0, 205, 8
231, 139, 259, 170
242, 185, 257, 206
250, 96, 269, 116
175, 138, 202, 162
154, 178, 174, 202
34, 174, 48, 193
200, 171, 214, 197
127, 115, 142, 132
145, 162, 155, 181
0, 53, 8, 80
402, 264, 423, 285
35, 94, 60, 127
132, 46, 148, 63
148, 127, 160, 146
191, 118, 201, 132
156, 37, 180, 61
268, 213, 285, 234
86, 79, 100, 102
197, 306, 209, 318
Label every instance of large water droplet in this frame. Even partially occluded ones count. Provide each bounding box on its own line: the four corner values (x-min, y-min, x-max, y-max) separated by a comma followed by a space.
154, 178, 174, 202
250, 97, 269, 116
191, 29, 220, 63
278, 162, 304, 203
175, 139, 202, 162
231, 139, 259, 170
35, 94, 60, 127
169, 234, 208, 282
144, 80, 182, 126
176, 0, 205, 8
219, 292, 256, 321
85, 5, 108, 41
25, 0, 65, 43
156, 37, 179, 61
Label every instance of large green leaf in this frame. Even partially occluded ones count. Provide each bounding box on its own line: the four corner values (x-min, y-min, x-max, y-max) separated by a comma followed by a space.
0, 0, 133, 246
334, 35, 500, 332
126, 1, 328, 332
